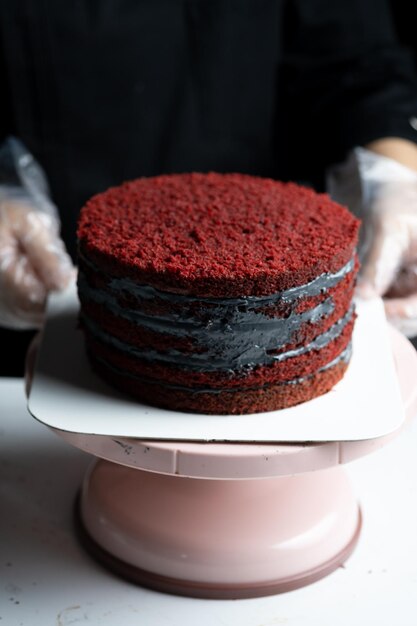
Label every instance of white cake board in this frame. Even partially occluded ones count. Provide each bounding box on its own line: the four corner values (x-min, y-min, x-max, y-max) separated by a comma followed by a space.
28, 284, 404, 443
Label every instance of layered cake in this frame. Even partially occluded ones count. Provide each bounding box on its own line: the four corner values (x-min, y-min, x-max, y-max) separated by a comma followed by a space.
77, 173, 359, 414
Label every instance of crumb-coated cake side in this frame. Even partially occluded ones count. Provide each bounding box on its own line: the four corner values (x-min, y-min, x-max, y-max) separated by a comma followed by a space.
77, 172, 360, 414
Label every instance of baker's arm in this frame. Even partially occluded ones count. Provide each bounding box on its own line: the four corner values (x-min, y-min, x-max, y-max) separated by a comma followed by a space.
347, 137, 417, 336
366, 137, 417, 172
327, 135, 417, 336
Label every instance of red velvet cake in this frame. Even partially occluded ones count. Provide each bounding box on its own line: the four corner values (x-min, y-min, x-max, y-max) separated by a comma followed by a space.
77, 173, 360, 414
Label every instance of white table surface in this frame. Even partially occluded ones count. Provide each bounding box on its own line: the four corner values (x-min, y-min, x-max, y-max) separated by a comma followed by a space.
1, 377, 417, 626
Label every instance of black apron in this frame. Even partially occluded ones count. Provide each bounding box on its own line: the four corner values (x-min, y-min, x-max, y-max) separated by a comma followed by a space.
1, 0, 417, 375
0, 0, 287, 259
2, 0, 416, 259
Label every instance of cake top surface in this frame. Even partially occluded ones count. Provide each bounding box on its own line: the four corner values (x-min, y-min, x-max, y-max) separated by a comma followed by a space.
77, 172, 359, 296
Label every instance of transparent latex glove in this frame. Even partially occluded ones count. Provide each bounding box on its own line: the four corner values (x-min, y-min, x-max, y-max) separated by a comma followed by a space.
0, 138, 74, 329
327, 147, 417, 337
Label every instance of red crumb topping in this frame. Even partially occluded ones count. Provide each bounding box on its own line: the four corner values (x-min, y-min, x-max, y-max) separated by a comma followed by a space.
78, 173, 359, 297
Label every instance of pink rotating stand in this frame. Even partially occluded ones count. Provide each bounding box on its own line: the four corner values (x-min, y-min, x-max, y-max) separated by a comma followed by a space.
47, 329, 417, 599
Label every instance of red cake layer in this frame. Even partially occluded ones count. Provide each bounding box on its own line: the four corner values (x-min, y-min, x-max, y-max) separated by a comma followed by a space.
78, 173, 359, 297
88, 349, 349, 415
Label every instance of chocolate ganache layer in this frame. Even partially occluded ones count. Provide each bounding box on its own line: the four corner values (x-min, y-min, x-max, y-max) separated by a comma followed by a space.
88, 341, 352, 394
78, 253, 356, 413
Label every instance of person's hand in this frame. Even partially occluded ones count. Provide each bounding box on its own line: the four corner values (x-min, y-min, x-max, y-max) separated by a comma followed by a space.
327, 145, 417, 337
356, 180, 417, 336
0, 192, 74, 329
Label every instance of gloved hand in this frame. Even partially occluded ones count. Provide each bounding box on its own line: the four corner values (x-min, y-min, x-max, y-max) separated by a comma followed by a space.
327, 147, 417, 337
0, 138, 74, 329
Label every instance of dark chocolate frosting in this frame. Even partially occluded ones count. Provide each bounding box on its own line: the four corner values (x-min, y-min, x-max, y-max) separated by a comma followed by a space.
78, 256, 354, 373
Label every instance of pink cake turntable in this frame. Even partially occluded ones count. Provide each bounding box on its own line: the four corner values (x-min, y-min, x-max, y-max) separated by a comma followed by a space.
27, 290, 417, 599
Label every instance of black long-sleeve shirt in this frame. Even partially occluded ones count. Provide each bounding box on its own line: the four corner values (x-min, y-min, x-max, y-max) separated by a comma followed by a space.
1, 0, 417, 260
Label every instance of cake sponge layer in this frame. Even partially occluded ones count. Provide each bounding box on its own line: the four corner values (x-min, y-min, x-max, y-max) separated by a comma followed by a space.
78, 173, 359, 297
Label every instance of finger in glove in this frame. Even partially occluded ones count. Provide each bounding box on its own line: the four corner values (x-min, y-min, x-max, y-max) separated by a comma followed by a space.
357, 215, 409, 298
0, 232, 46, 327
384, 294, 417, 338
20, 211, 74, 290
